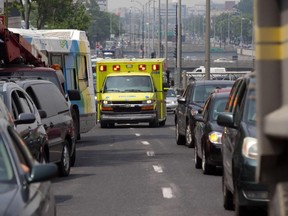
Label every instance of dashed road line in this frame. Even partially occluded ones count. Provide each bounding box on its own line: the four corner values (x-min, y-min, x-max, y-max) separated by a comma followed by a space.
162, 187, 174, 199
135, 133, 141, 136
153, 165, 163, 173
141, 141, 150, 145
147, 151, 155, 156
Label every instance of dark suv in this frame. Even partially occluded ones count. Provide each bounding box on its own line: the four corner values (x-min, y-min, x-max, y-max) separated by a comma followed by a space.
0, 81, 48, 162
217, 73, 269, 214
175, 80, 234, 147
16, 79, 76, 177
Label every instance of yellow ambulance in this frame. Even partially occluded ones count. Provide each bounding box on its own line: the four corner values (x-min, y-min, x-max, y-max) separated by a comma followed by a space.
96, 58, 168, 128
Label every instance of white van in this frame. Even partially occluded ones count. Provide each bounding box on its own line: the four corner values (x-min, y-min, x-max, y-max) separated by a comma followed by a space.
192, 66, 226, 73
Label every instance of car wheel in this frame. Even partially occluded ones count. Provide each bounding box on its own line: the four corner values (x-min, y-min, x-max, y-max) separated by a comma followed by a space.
223, 171, 234, 210
185, 124, 194, 148
70, 142, 76, 167
71, 108, 80, 140
159, 119, 166, 127
176, 122, 185, 145
58, 140, 71, 177
100, 121, 108, 128
202, 147, 214, 174
194, 144, 202, 169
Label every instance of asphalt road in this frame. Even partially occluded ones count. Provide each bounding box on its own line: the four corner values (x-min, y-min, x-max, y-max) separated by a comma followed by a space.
53, 114, 234, 216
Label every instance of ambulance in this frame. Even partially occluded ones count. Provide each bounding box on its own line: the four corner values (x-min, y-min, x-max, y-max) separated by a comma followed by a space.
96, 58, 168, 128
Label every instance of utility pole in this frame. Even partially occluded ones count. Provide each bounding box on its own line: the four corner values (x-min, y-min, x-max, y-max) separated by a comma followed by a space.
165, 0, 168, 60
157, 0, 161, 57
205, 0, 211, 80
176, 0, 182, 89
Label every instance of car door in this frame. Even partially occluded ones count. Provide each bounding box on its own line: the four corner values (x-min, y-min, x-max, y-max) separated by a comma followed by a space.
223, 79, 246, 192
177, 84, 191, 135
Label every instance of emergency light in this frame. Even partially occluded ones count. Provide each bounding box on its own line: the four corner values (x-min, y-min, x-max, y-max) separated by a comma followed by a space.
152, 64, 159, 71
99, 65, 107, 72
139, 64, 146, 71
113, 65, 120, 71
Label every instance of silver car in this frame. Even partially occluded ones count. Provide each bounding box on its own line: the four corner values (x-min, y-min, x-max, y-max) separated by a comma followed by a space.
165, 88, 178, 113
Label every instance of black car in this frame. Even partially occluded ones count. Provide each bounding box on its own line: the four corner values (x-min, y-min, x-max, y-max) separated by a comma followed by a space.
17, 80, 76, 177
0, 81, 48, 163
175, 80, 234, 148
0, 119, 57, 216
194, 88, 231, 174
217, 73, 269, 215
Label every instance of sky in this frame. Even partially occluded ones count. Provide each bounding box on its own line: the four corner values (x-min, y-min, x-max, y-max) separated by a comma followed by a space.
107, 0, 236, 12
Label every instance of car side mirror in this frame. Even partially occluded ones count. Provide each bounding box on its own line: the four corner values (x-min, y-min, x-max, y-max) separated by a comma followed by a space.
217, 112, 235, 128
177, 97, 186, 104
26, 163, 58, 183
14, 113, 36, 125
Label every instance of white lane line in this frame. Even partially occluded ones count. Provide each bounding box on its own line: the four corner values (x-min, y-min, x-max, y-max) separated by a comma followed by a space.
141, 141, 150, 145
147, 151, 155, 156
162, 187, 174, 199
153, 165, 163, 173
135, 133, 141, 136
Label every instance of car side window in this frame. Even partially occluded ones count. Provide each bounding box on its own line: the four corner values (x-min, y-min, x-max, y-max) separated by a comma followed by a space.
232, 81, 247, 124
11, 91, 23, 119
30, 83, 69, 117
226, 80, 242, 112
16, 90, 33, 114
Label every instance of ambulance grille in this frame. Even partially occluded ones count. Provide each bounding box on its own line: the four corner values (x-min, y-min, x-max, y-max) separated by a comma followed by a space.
112, 101, 143, 105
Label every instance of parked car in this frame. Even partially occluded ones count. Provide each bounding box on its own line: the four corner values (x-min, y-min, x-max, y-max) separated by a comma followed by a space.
0, 81, 49, 163
217, 73, 269, 215
193, 88, 231, 174
165, 88, 178, 113
16, 79, 76, 177
175, 80, 234, 148
0, 119, 57, 216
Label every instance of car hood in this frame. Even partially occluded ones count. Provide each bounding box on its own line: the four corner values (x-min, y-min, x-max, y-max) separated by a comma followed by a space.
102, 92, 155, 101
166, 97, 177, 102
0, 184, 19, 215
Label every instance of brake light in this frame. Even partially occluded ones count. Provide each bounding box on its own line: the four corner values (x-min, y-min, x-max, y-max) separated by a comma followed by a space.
152, 64, 159, 71
139, 64, 146, 71
99, 65, 107, 72
113, 65, 120, 71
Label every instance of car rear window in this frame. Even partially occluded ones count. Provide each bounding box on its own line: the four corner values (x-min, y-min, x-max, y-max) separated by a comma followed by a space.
192, 84, 233, 103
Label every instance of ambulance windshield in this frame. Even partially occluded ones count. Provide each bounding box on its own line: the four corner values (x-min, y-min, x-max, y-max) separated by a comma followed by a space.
104, 76, 153, 93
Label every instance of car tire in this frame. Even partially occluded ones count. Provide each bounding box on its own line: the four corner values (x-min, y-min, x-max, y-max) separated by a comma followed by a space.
159, 119, 166, 127
71, 108, 80, 140
202, 147, 214, 174
58, 140, 71, 177
176, 122, 185, 145
100, 121, 108, 128
70, 142, 76, 167
194, 144, 202, 169
223, 172, 234, 210
185, 124, 194, 148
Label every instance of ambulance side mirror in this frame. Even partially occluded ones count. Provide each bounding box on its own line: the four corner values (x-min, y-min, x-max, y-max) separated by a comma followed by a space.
163, 82, 170, 92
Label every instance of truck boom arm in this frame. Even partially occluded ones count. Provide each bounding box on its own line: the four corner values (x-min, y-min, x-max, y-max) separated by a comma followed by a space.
0, 24, 45, 67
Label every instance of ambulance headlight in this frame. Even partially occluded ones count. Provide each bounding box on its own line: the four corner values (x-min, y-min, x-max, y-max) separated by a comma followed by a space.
102, 100, 112, 105
143, 100, 153, 104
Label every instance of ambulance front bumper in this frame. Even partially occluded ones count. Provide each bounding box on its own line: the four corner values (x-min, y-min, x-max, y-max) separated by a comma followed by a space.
100, 112, 156, 124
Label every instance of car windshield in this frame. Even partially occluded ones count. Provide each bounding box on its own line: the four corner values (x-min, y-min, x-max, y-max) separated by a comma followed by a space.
166, 89, 176, 97
104, 76, 153, 93
192, 84, 232, 103
0, 135, 14, 183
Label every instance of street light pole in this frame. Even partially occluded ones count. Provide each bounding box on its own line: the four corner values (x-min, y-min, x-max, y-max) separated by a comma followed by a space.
205, 0, 211, 80
165, 0, 168, 60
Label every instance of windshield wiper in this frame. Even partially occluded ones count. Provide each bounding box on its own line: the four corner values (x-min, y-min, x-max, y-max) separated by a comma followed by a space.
124, 89, 142, 92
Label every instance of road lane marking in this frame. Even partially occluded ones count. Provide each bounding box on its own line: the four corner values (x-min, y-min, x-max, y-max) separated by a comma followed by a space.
135, 133, 141, 136
147, 151, 155, 156
153, 165, 163, 173
141, 141, 150, 145
162, 187, 174, 199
